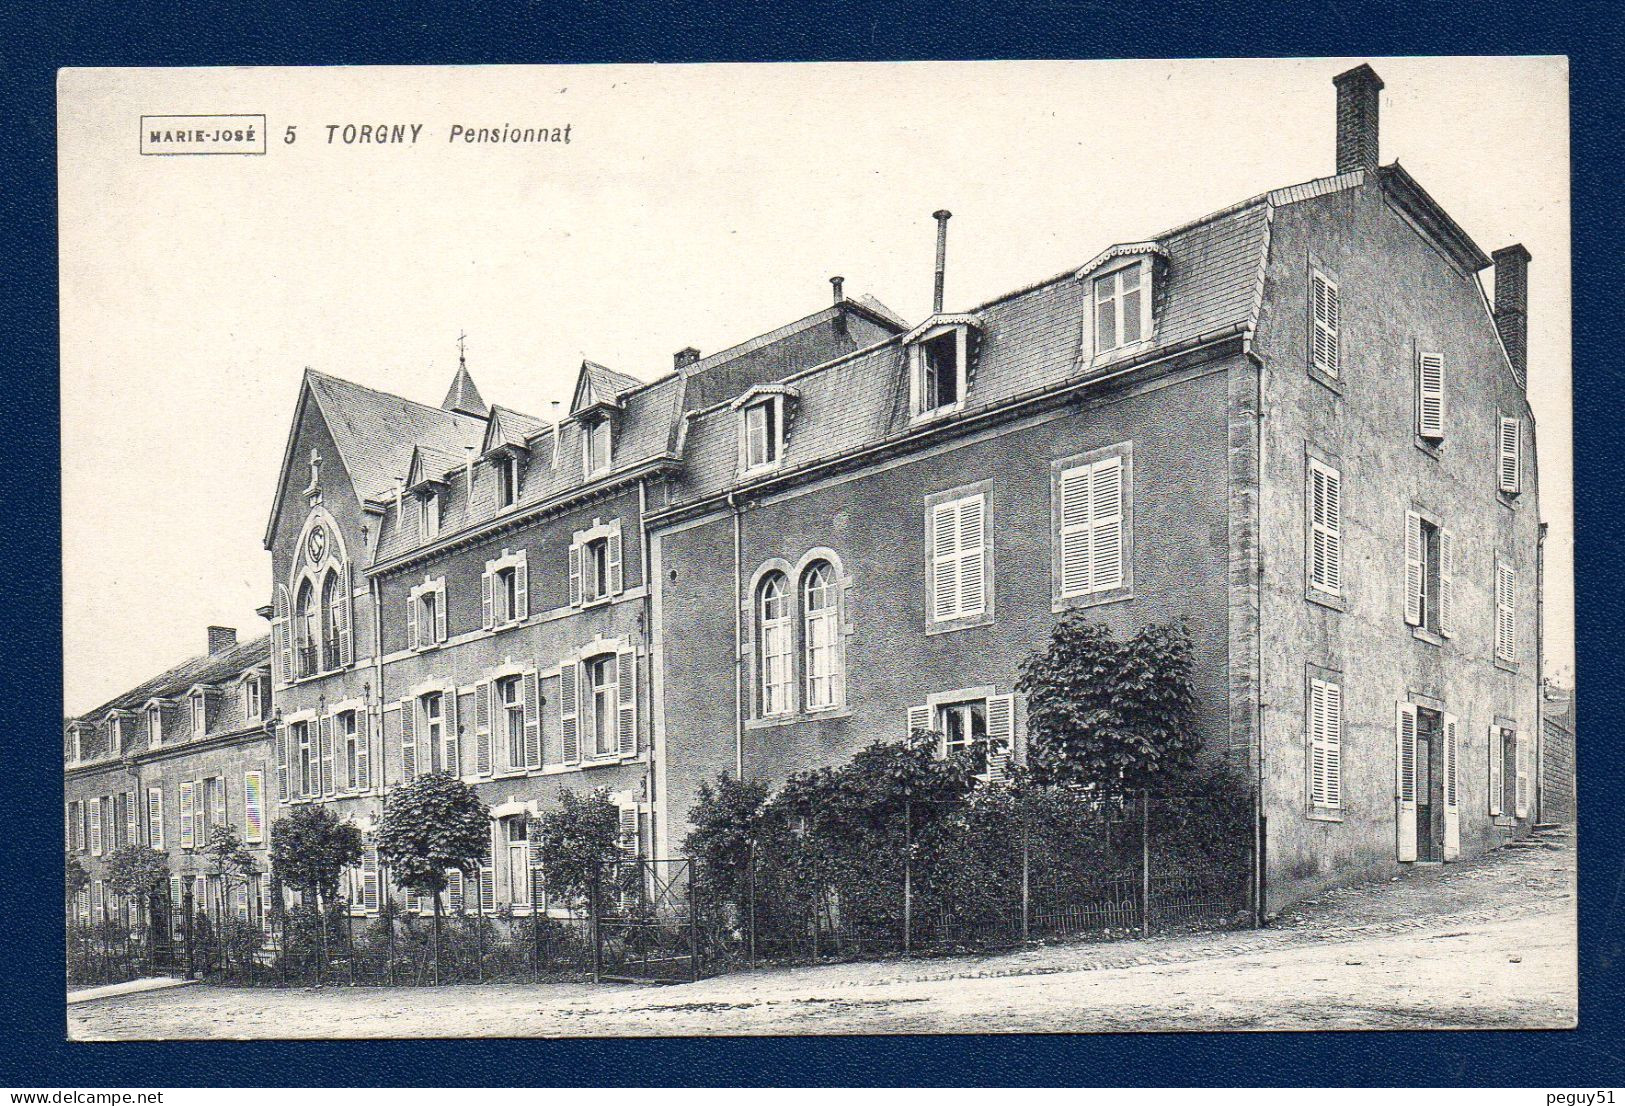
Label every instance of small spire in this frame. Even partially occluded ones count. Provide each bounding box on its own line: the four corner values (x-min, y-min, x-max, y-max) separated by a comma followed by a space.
441, 332, 489, 418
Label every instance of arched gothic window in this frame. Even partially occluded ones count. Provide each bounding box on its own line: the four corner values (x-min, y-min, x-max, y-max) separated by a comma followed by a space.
801, 561, 841, 710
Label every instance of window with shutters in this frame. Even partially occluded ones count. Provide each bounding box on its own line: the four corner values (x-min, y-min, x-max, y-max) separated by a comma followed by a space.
339, 710, 359, 790
1415, 350, 1445, 441
408, 577, 448, 649
1495, 560, 1517, 664
1306, 456, 1343, 600
1498, 415, 1522, 495
146, 788, 164, 849
1404, 511, 1452, 639
485, 549, 528, 629
292, 721, 315, 799
243, 770, 265, 844
1052, 443, 1133, 610
926, 484, 992, 631
570, 519, 624, 607
498, 675, 525, 770
910, 687, 1015, 783
1306, 672, 1343, 814
421, 692, 445, 773
757, 572, 793, 717
802, 561, 842, 710
504, 817, 532, 908
296, 577, 321, 678
1309, 267, 1341, 383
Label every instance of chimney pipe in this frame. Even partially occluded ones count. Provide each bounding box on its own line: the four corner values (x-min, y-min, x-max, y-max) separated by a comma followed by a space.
1493, 243, 1532, 384
830, 275, 845, 304
674, 347, 701, 372
1333, 64, 1384, 175
932, 210, 952, 314
207, 626, 237, 655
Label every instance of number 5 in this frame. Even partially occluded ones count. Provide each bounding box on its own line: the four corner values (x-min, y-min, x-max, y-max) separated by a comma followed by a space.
284, 125, 297, 145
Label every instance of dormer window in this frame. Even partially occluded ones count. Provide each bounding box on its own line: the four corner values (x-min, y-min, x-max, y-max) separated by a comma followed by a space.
243, 675, 263, 723
190, 691, 206, 736
584, 418, 612, 477
745, 400, 779, 470
147, 704, 163, 748
497, 454, 520, 508
910, 327, 967, 417
419, 489, 441, 540
1078, 244, 1164, 362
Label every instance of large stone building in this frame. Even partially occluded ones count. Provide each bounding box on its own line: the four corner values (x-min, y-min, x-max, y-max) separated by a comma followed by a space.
67, 63, 1549, 921
64, 628, 273, 927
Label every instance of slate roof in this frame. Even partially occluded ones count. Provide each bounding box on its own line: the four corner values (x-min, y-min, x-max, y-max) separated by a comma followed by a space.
306, 369, 486, 502
666, 189, 1276, 506
71, 634, 272, 725
440, 361, 489, 417
483, 405, 551, 454
407, 444, 467, 488
574, 360, 644, 412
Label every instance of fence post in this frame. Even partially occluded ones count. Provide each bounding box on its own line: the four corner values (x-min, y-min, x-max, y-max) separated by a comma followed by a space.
346, 906, 357, 986
1021, 820, 1031, 943
183, 885, 195, 979
902, 798, 912, 956
689, 862, 701, 983
532, 869, 543, 984
1140, 791, 1151, 939
386, 900, 397, 987
589, 861, 602, 984
747, 851, 757, 971
475, 890, 485, 984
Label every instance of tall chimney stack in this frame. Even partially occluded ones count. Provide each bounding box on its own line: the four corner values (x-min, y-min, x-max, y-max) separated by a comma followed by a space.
932, 210, 952, 314
830, 275, 845, 304
207, 626, 237, 655
1493, 244, 1532, 384
1333, 64, 1384, 175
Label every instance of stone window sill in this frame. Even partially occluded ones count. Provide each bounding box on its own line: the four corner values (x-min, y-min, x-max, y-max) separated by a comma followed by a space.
1306, 807, 1344, 823
1052, 587, 1134, 614
926, 610, 994, 636
1307, 362, 1343, 395
746, 707, 853, 731
1411, 625, 1444, 647
1305, 587, 1345, 612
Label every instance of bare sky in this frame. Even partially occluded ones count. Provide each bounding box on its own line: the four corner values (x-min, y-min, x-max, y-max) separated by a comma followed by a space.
58, 57, 1572, 715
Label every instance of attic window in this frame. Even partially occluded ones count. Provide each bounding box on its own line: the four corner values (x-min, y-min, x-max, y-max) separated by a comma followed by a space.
497, 454, 519, 508
585, 418, 612, 477
909, 325, 969, 418
419, 489, 441, 540
744, 398, 781, 471
1093, 262, 1146, 353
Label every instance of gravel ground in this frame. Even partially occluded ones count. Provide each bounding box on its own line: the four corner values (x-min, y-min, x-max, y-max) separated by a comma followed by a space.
67, 831, 1575, 1039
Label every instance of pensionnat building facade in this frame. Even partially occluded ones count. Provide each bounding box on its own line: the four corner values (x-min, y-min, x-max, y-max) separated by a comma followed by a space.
66, 64, 1550, 919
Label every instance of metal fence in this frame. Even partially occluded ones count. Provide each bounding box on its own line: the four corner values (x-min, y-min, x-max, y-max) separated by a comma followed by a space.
67, 793, 1252, 989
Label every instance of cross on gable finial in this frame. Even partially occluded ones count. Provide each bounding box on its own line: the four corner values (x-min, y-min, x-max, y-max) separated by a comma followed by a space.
457, 330, 468, 366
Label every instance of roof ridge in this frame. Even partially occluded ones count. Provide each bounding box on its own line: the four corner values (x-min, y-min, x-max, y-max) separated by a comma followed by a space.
307, 367, 484, 425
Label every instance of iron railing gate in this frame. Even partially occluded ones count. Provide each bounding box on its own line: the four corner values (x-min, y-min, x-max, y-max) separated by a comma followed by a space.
592, 858, 708, 983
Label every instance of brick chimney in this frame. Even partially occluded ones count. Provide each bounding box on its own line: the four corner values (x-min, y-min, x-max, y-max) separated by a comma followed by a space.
1333, 64, 1384, 175
1493, 243, 1532, 384
674, 347, 700, 372
207, 626, 237, 655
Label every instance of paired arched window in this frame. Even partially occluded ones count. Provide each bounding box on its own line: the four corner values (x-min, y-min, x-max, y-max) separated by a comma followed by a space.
755, 558, 843, 717
295, 580, 319, 677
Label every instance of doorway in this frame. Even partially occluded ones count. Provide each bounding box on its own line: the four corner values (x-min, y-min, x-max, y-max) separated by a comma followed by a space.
1415, 708, 1444, 862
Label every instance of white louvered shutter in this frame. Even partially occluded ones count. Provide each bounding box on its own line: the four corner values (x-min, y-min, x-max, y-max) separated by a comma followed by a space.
88, 796, 103, 856
1058, 464, 1092, 597
1515, 730, 1529, 818
341, 570, 356, 667
335, 573, 353, 667
275, 585, 293, 683
1442, 714, 1460, 860
930, 500, 960, 620
443, 689, 461, 776
568, 543, 583, 606
446, 869, 465, 914
91, 880, 104, 920
319, 714, 334, 796
211, 775, 227, 833
1089, 458, 1124, 592
1489, 724, 1503, 817
178, 782, 194, 849
619, 806, 640, 859
1404, 511, 1424, 626
1499, 417, 1521, 494
406, 590, 419, 649
1311, 271, 1340, 378
1310, 462, 1341, 595
147, 788, 165, 849
125, 790, 138, 850
616, 651, 637, 757
434, 584, 447, 642
1416, 351, 1444, 439
1496, 564, 1517, 661
1439, 529, 1456, 637
481, 565, 495, 629
515, 555, 529, 620
475, 681, 493, 775
985, 694, 1014, 784
906, 704, 931, 739
399, 699, 416, 783
524, 671, 543, 768
243, 771, 264, 844
356, 710, 371, 790
361, 848, 380, 912
1310, 679, 1342, 809
275, 721, 288, 802
479, 833, 496, 913
608, 527, 624, 594
1395, 702, 1417, 862
958, 497, 986, 616
560, 663, 580, 765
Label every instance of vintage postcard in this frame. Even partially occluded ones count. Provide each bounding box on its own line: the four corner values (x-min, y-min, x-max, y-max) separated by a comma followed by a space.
59, 57, 1574, 1039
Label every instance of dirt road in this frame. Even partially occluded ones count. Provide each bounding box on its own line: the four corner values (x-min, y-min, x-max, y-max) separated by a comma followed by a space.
68, 832, 1575, 1038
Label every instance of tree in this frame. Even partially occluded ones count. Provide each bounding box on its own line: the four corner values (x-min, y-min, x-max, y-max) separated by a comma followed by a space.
200, 826, 260, 916
1016, 615, 1201, 792
105, 845, 169, 947
376, 772, 490, 981
65, 853, 88, 914
269, 803, 362, 909
683, 775, 771, 917
532, 788, 621, 910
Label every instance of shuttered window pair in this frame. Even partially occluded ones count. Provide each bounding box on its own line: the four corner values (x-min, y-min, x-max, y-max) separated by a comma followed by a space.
1057, 453, 1126, 599
906, 694, 1015, 783
1395, 703, 1461, 861
1308, 460, 1342, 596
407, 577, 448, 650
1495, 562, 1517, 662
243, 771, 265, 844
929, 493, 987, 622
146, 787, 164, 849
482, 550, 529, 629
559, 650, 638, 764
472, 673, 542, 774
1488, 724, 1529, 819
1403, 511, 1456, 637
